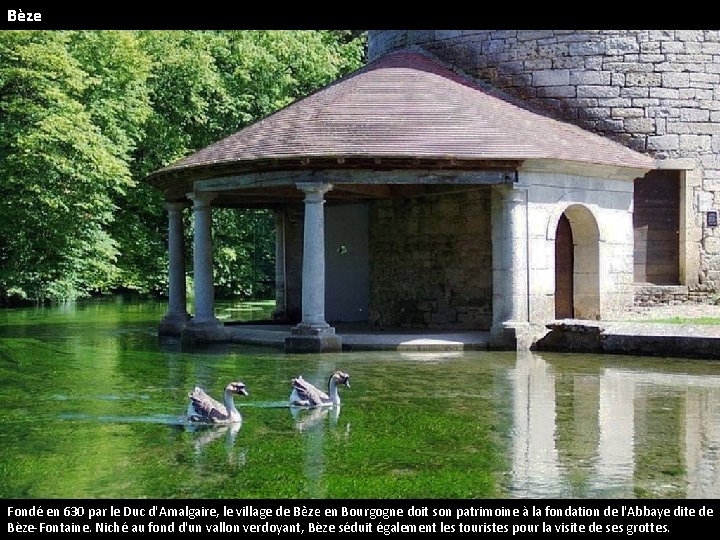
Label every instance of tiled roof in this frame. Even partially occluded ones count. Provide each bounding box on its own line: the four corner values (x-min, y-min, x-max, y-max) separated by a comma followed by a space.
146, 49, 654, 187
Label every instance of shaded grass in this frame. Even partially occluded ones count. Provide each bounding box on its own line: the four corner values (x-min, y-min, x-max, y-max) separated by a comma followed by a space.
638, 317, 720, 325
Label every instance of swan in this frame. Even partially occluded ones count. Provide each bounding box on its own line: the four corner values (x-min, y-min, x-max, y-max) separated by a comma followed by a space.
289, 370, 350, 407
187, 381, 249, 424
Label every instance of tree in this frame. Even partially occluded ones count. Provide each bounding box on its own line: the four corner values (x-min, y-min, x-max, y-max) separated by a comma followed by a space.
0, 31, 149, 302
123, 30, 366, 299
0, 30, 366, 303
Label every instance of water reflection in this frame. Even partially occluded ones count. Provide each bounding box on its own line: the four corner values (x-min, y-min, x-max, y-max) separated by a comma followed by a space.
511, 352, 720, 498
291, 405, 349, 434
511, 353, 561, 497
292, 364, 352, 499
292, 406, 337, 432
2, 297, 720, 498
187, 422, 247, 466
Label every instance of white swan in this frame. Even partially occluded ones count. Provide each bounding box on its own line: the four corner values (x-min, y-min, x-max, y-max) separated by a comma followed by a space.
187, 381, 249, 424
289, 370, 350, 407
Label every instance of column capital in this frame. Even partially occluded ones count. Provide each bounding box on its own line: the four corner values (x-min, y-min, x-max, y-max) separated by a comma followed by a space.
495, 184, 528, 203
296, 182, 333, 202
164, 200, 189, 212
188, 191, 217, 208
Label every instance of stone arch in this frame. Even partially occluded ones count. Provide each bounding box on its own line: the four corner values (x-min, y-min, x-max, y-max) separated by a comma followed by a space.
552, 204, 601, 320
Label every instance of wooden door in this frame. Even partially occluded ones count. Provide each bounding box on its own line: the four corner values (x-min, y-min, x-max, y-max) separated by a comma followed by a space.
633, 170, 680, 284
555, 214, 574, 319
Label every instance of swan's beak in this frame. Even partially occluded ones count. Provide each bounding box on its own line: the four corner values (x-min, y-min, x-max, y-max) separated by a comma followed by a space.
236, 386, 249, 396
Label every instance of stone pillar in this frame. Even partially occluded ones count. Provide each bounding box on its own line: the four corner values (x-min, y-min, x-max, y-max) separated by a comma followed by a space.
186, 192, 221, 332
285, 183, 342, 353
490, 185, 530, 349
159, 201, 190, 334
273, 209, 287, 320
298, 184, 330, 329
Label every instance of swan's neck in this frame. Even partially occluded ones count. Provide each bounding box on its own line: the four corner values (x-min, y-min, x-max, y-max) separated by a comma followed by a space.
328, 378, 341, 406
224, 389, 241, 421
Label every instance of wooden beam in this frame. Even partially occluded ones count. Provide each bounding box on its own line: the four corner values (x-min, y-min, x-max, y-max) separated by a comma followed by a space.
332, 184, 392, 198
149, 158, 521, 192
193, 168, 514, 194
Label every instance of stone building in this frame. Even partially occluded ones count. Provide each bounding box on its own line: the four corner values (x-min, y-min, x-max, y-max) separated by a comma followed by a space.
146, 30, 720, 351
371, 30, 720, 305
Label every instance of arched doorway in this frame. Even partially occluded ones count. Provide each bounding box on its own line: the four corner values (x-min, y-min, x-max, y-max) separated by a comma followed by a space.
555, 214, 574, 318
554, 205, 601, 320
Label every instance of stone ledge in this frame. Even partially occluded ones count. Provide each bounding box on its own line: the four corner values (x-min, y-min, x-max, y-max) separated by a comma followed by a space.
532, 320, 720, 359
532, 322, 605, 353
284, 334, 343, 353
602, 333, 720, 359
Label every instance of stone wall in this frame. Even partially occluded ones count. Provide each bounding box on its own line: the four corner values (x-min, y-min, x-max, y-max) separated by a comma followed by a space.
521, 170, 636, 322
369, 30, 720, 294
368, 187, 493, 329
634, 284, 690, 306
633, 283, 716, 305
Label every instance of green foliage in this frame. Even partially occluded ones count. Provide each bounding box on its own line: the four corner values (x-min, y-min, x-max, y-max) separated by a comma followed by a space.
211, 208, 276, 299
128, 30, 364, 299
0, 31, 145, 301
0, 30, 366, 303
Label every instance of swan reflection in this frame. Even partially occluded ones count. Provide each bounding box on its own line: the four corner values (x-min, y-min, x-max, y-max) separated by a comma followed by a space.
291, 405, 338, 430
187, 422, 247, 466
291, 405, 348, 436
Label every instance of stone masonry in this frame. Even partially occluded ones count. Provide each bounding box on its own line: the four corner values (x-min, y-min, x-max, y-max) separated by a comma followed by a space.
368, 187, 493, 329
369, 30, 720, 295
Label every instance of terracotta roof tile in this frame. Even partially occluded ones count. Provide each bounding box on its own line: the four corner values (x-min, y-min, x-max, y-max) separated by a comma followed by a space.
146, 49, 654, 186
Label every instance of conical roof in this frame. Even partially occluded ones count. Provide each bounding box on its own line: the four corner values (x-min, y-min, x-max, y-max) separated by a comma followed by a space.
146, 49, 654, 189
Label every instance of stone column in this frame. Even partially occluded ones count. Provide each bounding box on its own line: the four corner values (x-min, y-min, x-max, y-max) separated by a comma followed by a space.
273, 209, 287, 320
159, 201, 190, 334
285, 183, 342, 353
187, 192, 221, 329
490, 184, 530, 349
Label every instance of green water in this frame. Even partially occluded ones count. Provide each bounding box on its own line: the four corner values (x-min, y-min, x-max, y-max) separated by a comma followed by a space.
0, 297, 718, 499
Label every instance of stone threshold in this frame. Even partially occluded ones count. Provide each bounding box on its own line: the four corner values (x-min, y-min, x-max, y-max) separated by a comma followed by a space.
534, 320, 720, 360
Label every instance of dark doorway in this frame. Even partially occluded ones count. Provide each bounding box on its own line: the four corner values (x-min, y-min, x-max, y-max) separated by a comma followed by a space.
555, 213, 574, 319
633, 170, 680, 284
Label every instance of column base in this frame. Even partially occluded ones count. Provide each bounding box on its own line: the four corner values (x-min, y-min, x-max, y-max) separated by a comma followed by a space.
158, 312, 191, 335
489, 321, 533, 351
181, 317, 227, 344
285, 325, 342, 353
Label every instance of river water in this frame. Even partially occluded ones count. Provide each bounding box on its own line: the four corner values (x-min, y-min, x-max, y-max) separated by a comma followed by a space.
0, 297, 718, 499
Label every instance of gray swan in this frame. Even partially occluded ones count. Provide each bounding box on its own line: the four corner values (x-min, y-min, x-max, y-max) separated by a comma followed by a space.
187, 381, 249, 424
289, 371, 350, 407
